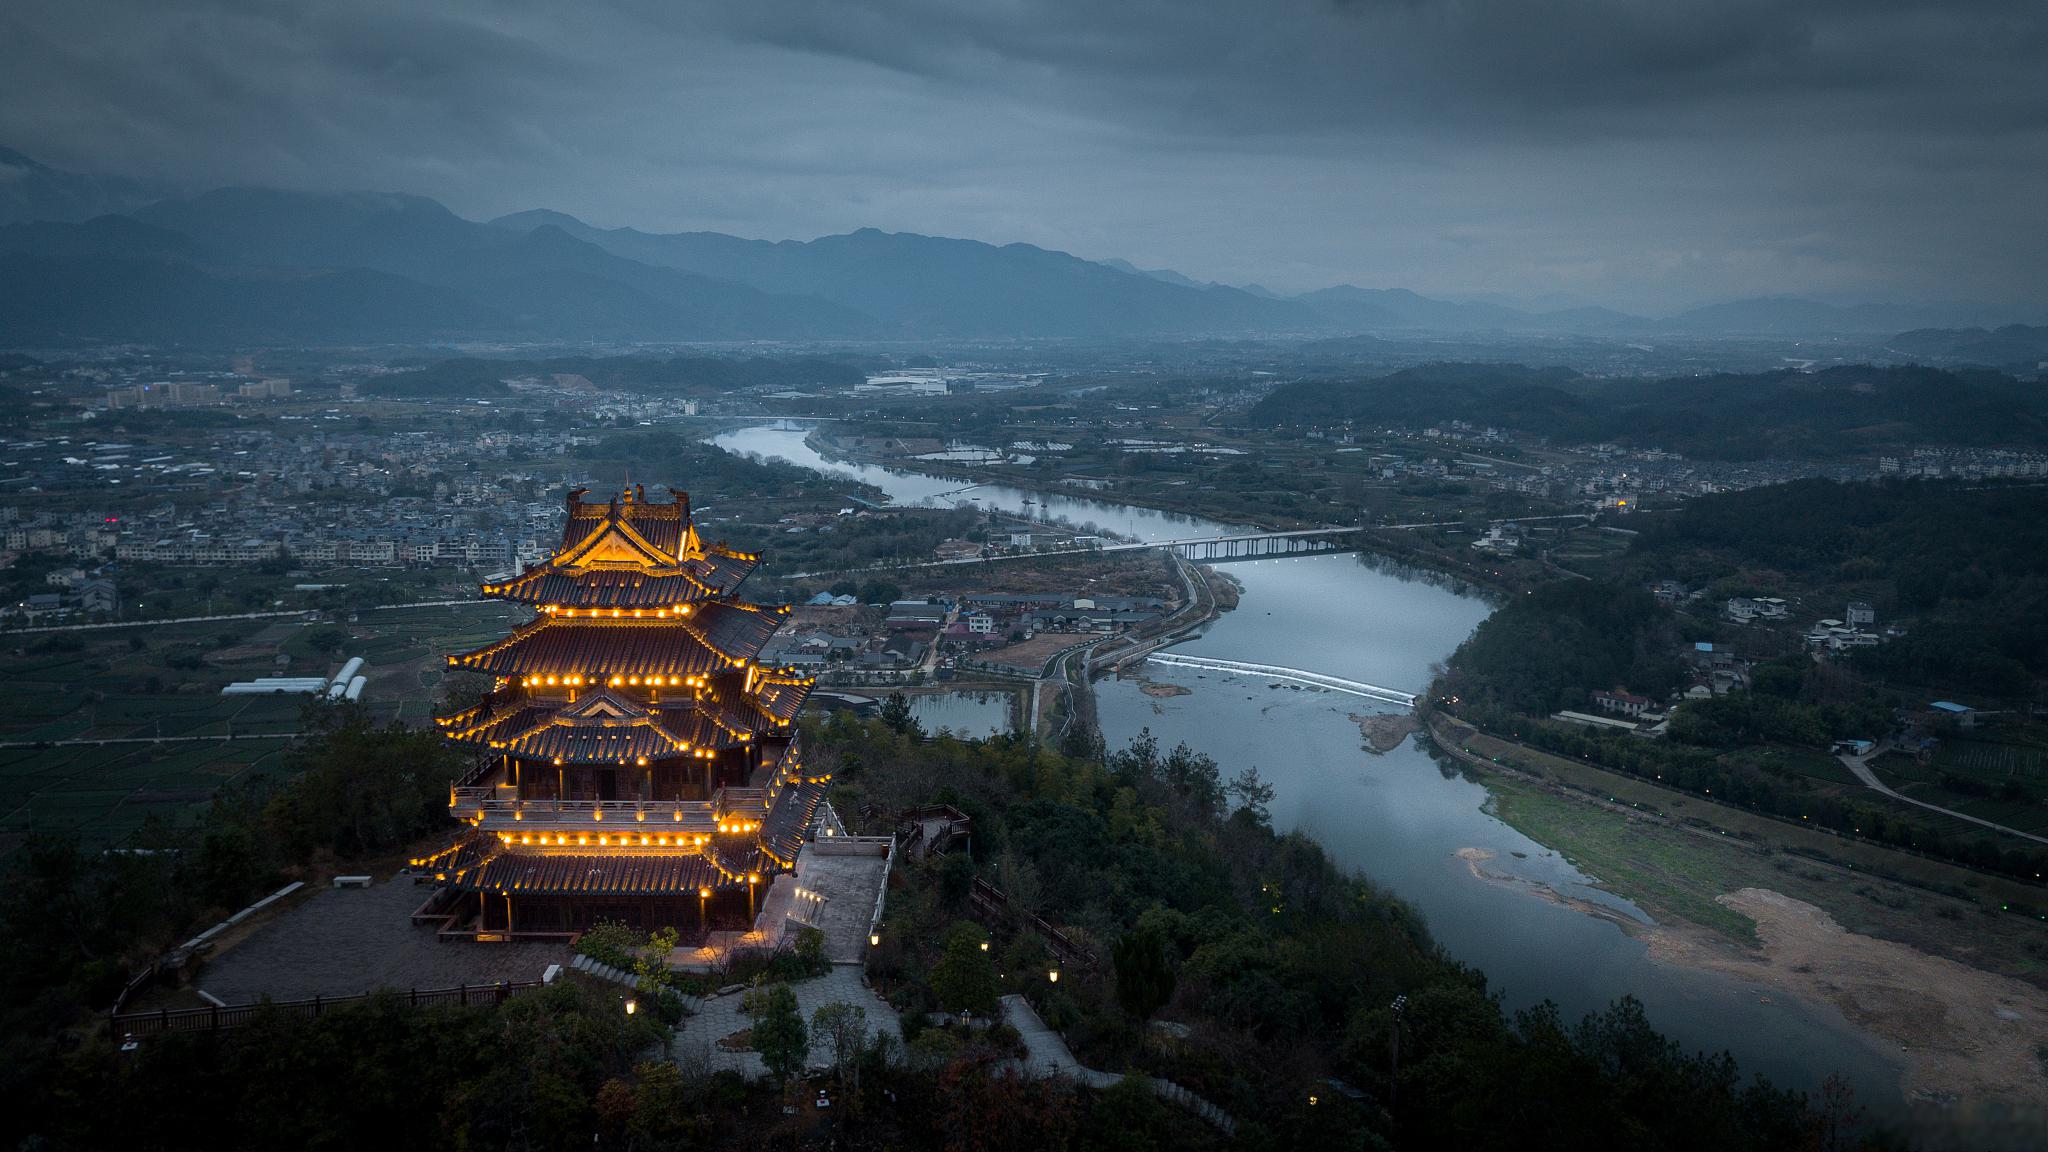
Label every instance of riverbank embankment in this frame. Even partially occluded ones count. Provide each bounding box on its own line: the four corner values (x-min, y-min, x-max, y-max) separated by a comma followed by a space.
1430, 715, 2048, 1109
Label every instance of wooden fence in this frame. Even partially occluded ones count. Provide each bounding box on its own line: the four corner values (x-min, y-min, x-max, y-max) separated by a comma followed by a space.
112, 980, 543, 1038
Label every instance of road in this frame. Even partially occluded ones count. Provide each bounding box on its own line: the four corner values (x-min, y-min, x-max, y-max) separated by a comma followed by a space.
8, 597, 507, 635
0, 732, 302, 750
1837, 744, 2048, 847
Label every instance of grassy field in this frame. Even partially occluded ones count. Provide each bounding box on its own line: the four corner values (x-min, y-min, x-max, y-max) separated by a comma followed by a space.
1438, 718, 2048, 985
1487, 779, 1762, 942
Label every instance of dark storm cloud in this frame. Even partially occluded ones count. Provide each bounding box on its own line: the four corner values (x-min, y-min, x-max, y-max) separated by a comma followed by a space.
2, 0, 2043, 310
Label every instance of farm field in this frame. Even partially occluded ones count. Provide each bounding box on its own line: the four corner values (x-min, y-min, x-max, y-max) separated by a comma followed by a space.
0, 600, 523, 854
1873, 736, 2048, 837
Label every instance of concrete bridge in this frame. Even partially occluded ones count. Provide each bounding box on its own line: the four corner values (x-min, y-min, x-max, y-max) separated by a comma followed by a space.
1145, 652, 1417, 707
785, 513, 1607, 579
1135, 526, 1365, 562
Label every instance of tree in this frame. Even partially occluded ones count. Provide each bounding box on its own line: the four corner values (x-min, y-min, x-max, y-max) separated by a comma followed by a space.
304, 626, 349, 655
1111, 926, 1175, 1020
938, 851, 975, 908
1225, 766, 1275, 827
811, 1001, 870, 1090
930, 921, 999, 1015
749, 983, 809, 1083
880, 691, 923, 738
938, 1055, 1079, 1152
633, 926, 679, 998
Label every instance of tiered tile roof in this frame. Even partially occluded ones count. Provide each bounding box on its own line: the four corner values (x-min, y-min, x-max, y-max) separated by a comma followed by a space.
421, 484, 824, 904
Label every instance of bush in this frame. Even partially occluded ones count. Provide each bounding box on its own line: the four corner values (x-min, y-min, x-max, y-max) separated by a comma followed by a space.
577, 920, 641, 970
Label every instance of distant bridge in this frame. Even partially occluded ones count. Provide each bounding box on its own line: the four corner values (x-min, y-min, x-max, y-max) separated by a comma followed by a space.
1145, 653, 1417, 707
1135, 527, 1365, 562
783, 513, 1604, 578
784, 527, 1370, 578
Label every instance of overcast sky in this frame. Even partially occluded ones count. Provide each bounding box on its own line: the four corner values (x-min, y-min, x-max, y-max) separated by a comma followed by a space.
3, 0, 2044, 311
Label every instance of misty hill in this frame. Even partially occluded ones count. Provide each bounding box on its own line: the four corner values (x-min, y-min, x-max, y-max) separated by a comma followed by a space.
0, 214, 199, 261
0, 202, 512, 344
0, 252, 506, 346
1, 148, 2035, 347
0, 183, 877, 344
133, 189, 875, 341
1656, 296, 2009, 336
1249, 362, 2048, 458
1890, 325, 2048, 373
488, 210, 1319, 337
1100, 257, 1213, 290
1293, 285, 2011, 336
1297, 285, 1550, 332
0, 147, 172, 226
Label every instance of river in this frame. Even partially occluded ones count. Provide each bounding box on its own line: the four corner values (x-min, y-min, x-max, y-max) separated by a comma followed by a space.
711, 423, 1902, 1102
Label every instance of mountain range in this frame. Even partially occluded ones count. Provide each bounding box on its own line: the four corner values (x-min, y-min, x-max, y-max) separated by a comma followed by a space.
0, 148, 2037, 347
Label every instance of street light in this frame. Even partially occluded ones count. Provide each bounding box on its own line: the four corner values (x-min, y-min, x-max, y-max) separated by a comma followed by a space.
869, 932, 881, 948
1047, 969, 1060, 984
624, 999, 638, 1016
1390, 994, 1408, 1109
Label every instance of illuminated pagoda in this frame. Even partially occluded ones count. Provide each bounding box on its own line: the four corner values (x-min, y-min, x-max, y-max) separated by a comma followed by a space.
413, 485, 823, 938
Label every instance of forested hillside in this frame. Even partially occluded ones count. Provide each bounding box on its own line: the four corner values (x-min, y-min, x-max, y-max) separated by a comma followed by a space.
1625, 479, 2048, 696
1249, 363, 2048, 458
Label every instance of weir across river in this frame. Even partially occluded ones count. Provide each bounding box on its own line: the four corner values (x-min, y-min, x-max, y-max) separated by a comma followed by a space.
1144, 652, 1417, 707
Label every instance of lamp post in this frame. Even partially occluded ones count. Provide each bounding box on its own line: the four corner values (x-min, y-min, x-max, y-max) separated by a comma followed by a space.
1389, 994, 1408, 1110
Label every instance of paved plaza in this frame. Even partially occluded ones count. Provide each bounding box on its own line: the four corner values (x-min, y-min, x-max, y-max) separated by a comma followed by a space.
671, 963, 902, 1079
196, 878, 569, 1004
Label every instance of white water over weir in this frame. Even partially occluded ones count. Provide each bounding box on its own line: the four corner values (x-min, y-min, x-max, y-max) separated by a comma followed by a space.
1145, 653, 1417, 707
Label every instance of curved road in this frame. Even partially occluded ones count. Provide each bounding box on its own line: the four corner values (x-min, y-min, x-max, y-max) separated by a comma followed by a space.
1837, 743, 2048, 847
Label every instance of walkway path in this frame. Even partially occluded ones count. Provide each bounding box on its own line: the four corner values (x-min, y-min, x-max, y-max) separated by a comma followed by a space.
1000, 994, 1236, 1133
1838, 744, 2048, 847
1001, 994, 1119, 1088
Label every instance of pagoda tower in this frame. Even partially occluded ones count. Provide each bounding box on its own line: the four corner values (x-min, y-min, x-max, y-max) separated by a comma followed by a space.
413, 485, 823, 938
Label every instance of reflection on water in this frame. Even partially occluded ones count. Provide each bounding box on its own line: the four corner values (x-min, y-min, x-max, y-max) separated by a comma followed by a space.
1096, 554, 1900, 1103
909, 690, 1013, 738
712, 423, 1245, 541
707, 425, 1902, 1104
